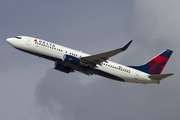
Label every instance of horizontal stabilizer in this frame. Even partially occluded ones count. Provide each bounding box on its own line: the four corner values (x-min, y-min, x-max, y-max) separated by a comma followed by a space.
148, 73, 174, 80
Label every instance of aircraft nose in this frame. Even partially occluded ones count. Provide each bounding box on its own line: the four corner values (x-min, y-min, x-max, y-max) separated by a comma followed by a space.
6, 38, 14, 45
6, 38, 12, 42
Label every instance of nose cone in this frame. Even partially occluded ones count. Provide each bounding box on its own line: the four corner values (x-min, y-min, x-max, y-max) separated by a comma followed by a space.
6, 38, 14, 45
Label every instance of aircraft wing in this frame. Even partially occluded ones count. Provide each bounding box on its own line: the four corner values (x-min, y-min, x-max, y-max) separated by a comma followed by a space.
80, 40, 132, 67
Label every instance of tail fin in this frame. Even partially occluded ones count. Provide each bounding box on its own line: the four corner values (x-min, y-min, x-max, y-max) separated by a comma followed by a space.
129, 49, 173, 75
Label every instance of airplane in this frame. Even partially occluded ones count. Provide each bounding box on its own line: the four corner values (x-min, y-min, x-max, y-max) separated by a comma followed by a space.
6, 36, 174, 84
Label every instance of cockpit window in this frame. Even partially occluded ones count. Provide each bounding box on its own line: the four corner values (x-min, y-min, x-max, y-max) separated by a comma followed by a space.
15, 36, 22, 39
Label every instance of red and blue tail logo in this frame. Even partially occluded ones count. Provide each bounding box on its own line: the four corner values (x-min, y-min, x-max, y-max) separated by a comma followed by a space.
129, 49, 173, 75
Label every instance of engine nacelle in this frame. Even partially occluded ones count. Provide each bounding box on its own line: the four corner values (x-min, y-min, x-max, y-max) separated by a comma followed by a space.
63, 54, 80, 65
54, 62, 74, 73
63, 54, 94, 69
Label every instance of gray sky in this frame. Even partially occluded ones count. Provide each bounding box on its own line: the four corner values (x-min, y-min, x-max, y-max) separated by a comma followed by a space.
1, 0, 180, 120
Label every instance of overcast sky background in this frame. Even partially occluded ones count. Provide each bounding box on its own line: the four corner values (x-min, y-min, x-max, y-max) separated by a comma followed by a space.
1, 0, 180, 120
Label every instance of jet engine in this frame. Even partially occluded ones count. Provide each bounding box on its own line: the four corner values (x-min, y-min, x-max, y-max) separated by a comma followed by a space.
63, 54, 94, 69
54, 62, 74, 73
63, 54, 80, 65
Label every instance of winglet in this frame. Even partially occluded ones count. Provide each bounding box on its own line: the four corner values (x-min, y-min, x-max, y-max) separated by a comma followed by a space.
120, 40, 133, 51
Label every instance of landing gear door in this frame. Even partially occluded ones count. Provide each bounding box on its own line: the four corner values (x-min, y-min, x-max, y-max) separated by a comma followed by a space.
26, 39, 31, 46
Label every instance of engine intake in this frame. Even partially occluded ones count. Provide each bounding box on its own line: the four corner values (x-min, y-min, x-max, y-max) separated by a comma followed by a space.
54, 62, 74, 73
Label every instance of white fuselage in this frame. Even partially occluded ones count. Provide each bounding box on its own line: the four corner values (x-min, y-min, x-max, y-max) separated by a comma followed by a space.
6, 36, 158, 84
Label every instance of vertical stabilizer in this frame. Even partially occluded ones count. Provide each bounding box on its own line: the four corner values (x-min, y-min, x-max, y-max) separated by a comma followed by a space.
129, 49, 173, 75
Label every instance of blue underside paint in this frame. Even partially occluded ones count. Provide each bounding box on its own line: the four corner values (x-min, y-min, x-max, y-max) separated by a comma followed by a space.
17, 48, 125, 82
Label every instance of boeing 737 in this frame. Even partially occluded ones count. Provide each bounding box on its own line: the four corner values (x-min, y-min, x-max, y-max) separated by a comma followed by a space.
6, 36, 173, 84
